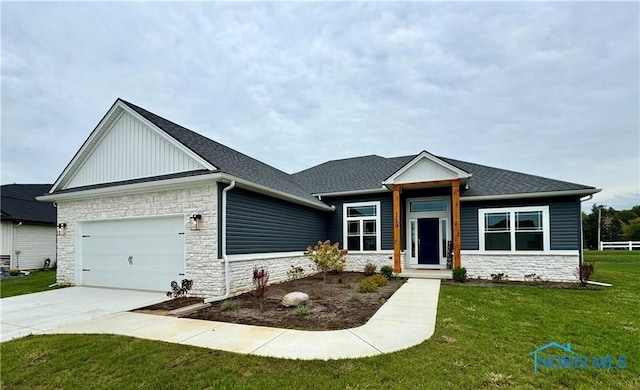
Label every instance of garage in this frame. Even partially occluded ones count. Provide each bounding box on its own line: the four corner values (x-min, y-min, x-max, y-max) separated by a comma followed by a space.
80, 216, 185, 291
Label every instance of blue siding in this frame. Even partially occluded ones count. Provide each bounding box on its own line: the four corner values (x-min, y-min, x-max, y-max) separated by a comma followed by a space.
460, 197, 581, 251
226, 187, 329, 255
323, 193, 394, 250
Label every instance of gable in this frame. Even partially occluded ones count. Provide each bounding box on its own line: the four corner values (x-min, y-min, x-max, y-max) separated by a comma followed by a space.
56, 103, 212, 191
384, 151, 471, 186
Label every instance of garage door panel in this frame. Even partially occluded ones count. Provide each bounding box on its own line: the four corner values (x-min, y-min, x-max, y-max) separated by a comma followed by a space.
81, 216, 185, 291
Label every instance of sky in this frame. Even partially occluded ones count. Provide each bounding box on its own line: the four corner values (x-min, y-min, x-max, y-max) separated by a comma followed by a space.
2, 1, 638, 211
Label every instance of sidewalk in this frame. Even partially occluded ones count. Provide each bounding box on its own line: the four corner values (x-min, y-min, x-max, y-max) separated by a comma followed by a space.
47, 278, 440, 360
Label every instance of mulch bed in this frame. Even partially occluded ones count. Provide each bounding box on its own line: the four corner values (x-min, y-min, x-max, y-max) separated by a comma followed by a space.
442, 279, 601, 289
135, 272, 405, 331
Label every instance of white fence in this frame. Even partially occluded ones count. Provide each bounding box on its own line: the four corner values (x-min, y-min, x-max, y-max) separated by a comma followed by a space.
600, 241, 640, 251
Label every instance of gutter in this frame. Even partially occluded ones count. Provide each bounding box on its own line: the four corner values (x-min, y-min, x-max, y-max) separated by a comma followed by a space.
204, 180, 236, 303
578, 194, 594, 270
460, 188, 602, 202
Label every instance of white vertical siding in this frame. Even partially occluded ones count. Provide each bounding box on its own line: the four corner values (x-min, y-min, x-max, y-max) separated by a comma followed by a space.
66, 112, 206, 189
14, 225, 56, 270
395, 158, 458, 184
1, 222, 14, 266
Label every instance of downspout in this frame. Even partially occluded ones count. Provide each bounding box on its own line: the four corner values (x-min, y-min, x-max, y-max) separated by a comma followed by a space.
204, 180, 236, 303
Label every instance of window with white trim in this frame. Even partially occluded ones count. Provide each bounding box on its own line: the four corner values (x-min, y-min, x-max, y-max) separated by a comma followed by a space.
343, 201, 381, 251
479, 206, 550, 252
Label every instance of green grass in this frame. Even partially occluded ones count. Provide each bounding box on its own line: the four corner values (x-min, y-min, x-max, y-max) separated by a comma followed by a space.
0, 269, 60, 298
1, 252, 639, 389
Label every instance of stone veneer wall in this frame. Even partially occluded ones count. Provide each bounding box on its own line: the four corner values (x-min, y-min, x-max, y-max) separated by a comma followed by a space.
56, 185, 218, 297
345, 253, 394, 272
461, 253, 579, 282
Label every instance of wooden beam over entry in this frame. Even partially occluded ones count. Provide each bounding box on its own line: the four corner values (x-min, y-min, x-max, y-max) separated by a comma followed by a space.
393, 185, 401, 273
451, 181, 461, 268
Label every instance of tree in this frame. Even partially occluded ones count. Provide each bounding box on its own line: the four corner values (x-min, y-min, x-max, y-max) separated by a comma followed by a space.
623, 217, 640, 241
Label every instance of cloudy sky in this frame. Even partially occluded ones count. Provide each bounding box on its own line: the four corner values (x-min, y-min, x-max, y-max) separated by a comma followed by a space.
2, 1, 638, 211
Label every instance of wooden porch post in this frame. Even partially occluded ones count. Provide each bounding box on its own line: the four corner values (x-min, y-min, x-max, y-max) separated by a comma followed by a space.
393, 185, 401, 273
451, 181, 461, 268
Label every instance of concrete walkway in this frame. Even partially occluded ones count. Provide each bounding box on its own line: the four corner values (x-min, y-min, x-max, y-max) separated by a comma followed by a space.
43, 279, 440, 360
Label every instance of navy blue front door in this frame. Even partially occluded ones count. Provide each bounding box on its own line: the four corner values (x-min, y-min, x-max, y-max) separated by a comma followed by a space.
418, 218, 439, 264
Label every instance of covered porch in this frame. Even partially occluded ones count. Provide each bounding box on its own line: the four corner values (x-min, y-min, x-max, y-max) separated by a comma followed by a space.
383, 151, 471, 274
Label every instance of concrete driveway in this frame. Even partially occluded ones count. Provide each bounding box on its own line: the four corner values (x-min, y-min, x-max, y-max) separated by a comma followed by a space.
1, 287, 167, 342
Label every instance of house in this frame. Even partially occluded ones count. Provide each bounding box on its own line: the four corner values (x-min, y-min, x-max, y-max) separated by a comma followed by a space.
38, 99, 600, 297
1, 184, 57, 271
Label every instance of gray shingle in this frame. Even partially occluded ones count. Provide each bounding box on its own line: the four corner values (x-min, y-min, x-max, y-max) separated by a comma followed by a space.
293, 154, 596, 197
1, 184, 56, 224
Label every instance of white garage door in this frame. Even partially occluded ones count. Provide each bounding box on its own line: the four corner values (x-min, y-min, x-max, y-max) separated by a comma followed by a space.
81, 216, 185, 291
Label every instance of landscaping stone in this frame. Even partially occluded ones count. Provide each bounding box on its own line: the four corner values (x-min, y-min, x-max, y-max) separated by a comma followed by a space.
281, 292, 309, 307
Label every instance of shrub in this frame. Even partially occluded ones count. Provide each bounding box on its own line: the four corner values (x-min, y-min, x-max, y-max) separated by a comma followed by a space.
452, 267, 467, 282
304, 240, 347, 282
253, 267, 269, 298
294, 304, 310, 317
286, 265, 304, 281
8, 268, 21, 276
524, 273, 542, 283
579, 263, 594, 284
357, 278, 378, 293
348, 293, 360, 302
370, 273, 387, 287
380, 265, 394, 279
220, 300, 236, 311
166, 279, 193, 298
363, 263, 377, 276
490, 273, 507, 282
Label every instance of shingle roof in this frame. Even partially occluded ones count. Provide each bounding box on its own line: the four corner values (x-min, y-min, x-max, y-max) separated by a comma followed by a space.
293, 154, 597, 198
120, 99, 326, 206
1, 184, 57, 224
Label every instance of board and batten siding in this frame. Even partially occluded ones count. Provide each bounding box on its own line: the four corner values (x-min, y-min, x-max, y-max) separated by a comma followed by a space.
323, 193, 394, 251
67, 111, 205, 189
225, 187, 329, 255
460, 197, 581, 251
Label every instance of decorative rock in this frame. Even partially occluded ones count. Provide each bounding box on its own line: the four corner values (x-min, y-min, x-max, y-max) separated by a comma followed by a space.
281, 292, 309, 307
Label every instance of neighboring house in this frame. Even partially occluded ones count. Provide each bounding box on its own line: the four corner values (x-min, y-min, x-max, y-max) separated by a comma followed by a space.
1, 184, 57, 270
38, 99, 600, 297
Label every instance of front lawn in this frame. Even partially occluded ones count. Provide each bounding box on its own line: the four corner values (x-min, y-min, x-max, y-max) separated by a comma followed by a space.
1, 252, 638, 389
0, 269, 59, 298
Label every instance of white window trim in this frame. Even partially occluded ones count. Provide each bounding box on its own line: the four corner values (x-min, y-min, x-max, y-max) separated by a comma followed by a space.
478, 206, 551, 253
343, 201, 382, 252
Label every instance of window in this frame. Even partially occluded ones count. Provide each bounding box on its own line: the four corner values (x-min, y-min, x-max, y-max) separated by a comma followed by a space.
479, 206, 549, 252
410, 200, 447, 213
344, 201, 381, 251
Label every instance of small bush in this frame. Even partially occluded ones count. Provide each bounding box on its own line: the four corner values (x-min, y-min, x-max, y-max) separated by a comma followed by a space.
220, 300, 236, 311
286, 265, 304, 281
370, 273, 388, 287
348, 293, 360, 302
579, 263, 594, 284
253, 267, 269, 299
380, 265, 394, 279
357, 277, 379, 293
524, 273, 542, 283
8, 268, 21, 276
452, 267, 467, 282
304, 240, 347, 282
166, 279, 193, 298
363, 263, 377, 276
491, 273, 507, 282
294, 304, 310, 317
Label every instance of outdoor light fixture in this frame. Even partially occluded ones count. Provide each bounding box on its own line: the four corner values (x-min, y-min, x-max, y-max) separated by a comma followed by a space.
57, 223, 67, 236
190, 214, 202, 231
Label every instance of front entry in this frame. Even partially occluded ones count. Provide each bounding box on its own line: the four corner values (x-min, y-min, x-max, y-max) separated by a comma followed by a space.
418, 218, 440, 264
406, 196, 451, 269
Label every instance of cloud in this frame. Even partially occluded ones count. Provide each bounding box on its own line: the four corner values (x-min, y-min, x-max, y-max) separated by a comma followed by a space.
2, 2, 638, 208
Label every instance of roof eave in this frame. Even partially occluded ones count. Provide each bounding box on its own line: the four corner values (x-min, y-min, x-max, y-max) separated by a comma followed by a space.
460, 188, 602, 202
